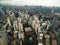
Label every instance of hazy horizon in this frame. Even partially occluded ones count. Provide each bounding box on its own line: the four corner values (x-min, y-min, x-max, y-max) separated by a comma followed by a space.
0, 0, 60, 7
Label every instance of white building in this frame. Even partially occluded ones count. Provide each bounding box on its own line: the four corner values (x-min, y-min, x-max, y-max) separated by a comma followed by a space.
13, 20, 18, 30
17, 17, 23, 32
7, 17, 11, 27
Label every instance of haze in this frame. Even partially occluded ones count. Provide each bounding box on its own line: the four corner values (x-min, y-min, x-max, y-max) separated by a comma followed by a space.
0, 0, 60, 7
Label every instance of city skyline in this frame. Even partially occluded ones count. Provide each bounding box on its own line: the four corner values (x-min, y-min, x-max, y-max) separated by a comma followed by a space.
0, 0, 60, 7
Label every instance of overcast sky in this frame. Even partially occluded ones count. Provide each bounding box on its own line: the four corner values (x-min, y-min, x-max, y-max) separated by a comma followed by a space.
0, 0, 60, 7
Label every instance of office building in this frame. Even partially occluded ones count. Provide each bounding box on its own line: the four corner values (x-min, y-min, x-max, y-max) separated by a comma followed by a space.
7, 17, 11, 27
13, 20, 18, 30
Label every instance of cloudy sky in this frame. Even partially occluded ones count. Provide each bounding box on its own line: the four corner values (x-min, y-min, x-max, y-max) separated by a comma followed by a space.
0, 0, 60, 7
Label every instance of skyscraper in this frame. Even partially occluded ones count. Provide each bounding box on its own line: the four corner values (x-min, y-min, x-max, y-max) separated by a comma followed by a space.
7, 17, 11, 27
17, 17, 23, 32
13, 20, 18, 30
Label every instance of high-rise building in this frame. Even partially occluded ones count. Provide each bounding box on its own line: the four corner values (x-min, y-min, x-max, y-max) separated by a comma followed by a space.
17, 17, 21, 23
32, 15, 40, 33
17, 17, 23, 32
33, 15, 38, 20
51, 7, 55, 14
52, 39, 57, 45
13, 20, 18, 30
32, 20, 36, 29
7, 17, 11, 27
45, 35, 50, 45
18, 23, 23, 32
10, 12, 15, 22
28, 16, 33, 25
